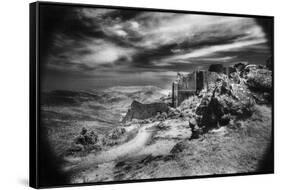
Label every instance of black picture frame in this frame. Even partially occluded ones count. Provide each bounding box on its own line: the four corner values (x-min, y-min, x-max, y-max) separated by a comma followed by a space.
30, 1, 274, 188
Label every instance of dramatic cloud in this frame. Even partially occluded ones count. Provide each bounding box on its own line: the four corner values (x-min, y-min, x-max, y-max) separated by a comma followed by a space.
39, 4, 273, 91
162, 38, 267, 64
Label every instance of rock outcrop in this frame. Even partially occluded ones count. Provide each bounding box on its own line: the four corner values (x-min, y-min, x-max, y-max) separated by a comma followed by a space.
246, 68, 272, 92
122, 100, 169, 122
196, 70, 255, 130
67, 128, 101, 155
234, 62, 247, 72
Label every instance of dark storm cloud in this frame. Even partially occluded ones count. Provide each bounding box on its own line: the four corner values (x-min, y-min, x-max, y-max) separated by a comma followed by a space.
39, 4, 273, 91
39, 5, 105, 59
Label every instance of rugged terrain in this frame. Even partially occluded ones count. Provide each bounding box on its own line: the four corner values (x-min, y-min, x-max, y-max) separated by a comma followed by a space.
41, 63, 273, 183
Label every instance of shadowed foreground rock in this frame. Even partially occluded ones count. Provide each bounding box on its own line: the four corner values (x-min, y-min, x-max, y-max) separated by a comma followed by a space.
123, 100, 169, 122
196, 71, 255, 130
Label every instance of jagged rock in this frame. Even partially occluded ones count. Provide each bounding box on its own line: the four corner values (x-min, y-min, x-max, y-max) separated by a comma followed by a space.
199, 95, 225, 128
122, 100, 169, 122
240, 66, 273, 104
246, 68, 272, 92
196, 73, 255, 129
206, 72, 228, 92
73, 136, 86, 146
68, 128, 101, 155
195, 96, 210, 115
230, 72, 242, 84
73, 128, 99, 146
220, 81, 233, 95
231, 62, 272, 94
234, 62, 247, 72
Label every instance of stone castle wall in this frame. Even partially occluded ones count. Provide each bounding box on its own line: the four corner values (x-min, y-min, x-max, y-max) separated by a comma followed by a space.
172, 71, 208, 107
172, 67, 232, 107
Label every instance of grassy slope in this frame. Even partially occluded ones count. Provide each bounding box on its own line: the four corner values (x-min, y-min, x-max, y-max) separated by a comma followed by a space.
40, 86, 272, 183
40, 86, 167, 158
110, 104, 272, 180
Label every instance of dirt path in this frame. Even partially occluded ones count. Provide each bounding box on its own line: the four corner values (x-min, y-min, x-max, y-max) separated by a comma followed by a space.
65, 122, 158, 172
91, 122, 156, 162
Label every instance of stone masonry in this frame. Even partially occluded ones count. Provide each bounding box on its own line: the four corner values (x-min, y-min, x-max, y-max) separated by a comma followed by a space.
172, 71, 208, 107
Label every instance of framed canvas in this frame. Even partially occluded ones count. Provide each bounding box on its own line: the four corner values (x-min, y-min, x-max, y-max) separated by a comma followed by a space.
30, 1, 274, 188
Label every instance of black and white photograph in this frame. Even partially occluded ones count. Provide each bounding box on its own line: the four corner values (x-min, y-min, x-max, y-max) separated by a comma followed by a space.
30, 2, 273, 188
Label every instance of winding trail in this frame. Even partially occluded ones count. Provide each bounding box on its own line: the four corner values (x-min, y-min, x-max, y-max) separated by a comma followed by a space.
66, 122, 158, 172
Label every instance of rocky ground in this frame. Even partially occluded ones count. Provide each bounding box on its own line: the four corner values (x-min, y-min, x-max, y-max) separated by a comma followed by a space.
41, 62, 273, 184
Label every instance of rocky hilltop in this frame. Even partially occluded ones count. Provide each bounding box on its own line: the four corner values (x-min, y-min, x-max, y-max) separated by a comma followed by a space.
57, 62, 272, 183
122, 100, 169, 122
119, 62, 272, 134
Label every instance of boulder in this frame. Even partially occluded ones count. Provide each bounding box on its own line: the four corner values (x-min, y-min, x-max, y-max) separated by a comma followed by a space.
68, 128, 102, 155
73, 128, 99, 146
74, 127, 98, 146
246, 68, 272, 92
196, 74, 255, 129
198, 95, 225, 128
122, 100, 169, 122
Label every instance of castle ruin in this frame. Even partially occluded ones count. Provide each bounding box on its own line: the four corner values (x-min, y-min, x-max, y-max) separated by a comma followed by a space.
172, 65, 233, 107
172, 70, 208, 107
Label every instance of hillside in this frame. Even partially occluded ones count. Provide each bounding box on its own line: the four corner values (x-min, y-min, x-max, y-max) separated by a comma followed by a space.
41, 63, 272, 183
40, 86, 169, 157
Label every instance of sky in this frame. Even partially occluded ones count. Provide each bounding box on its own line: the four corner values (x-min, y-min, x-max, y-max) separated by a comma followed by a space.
39, 4, 273, 91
